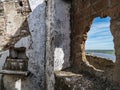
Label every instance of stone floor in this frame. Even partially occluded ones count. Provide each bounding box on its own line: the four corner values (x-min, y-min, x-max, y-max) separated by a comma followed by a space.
55, 70, 120, 90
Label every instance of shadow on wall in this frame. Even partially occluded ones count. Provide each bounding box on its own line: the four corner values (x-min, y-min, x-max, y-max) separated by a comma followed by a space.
0, 1, 31, 90
0, 1, 31, 52
1, 18, 30, 51
54, 0, 71, 71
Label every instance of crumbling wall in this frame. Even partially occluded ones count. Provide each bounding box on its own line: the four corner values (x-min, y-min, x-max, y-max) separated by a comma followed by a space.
86, 55, 115, 81
0, 0, 47, 90
86, 55, 114, 71
71, 0, 120, 85
0, 0, 71, 89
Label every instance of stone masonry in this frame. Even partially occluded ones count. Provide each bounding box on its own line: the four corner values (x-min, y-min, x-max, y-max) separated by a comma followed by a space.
0, 0, 120, 90
71, 0, 120, 85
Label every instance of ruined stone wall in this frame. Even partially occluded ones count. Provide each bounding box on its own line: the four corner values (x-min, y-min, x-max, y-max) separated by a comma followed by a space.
86, 55, 115, 81
0, 0, 71, 90
71, 0, 120, 85
0, 0, 47, 90
86, 55, 114, 71
0, 0, 70, 90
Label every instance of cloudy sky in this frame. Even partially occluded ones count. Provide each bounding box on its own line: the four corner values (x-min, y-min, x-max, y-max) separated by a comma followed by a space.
85, 17, 114, 50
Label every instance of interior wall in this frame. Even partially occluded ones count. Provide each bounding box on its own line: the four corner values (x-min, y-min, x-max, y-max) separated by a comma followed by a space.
54, 0, 71, 71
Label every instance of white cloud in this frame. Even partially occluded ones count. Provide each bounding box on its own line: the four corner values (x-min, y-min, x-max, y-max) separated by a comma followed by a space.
85, 17, 114, 50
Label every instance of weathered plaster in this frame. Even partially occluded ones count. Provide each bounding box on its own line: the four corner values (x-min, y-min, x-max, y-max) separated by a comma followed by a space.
54, 0, 71, 71
0, 1, 30, 51
0, 0, 47, 90
1, 0, 120, 89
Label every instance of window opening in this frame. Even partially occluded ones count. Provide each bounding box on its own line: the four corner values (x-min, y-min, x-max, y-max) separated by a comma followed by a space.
85, 17, 115, 61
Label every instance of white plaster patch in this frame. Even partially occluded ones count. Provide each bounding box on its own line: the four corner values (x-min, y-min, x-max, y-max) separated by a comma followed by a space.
28, 0, 45, 11
15, 79, 21, 90
54, 48, 64, 70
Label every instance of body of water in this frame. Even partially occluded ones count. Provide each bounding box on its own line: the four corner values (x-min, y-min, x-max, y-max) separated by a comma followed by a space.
86, 50, 116, 61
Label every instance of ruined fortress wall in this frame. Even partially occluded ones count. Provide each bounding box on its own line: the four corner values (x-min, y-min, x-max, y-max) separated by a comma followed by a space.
71, 0, 120, 85
0, 0, 46, 90
0, 0, 71, 90
86, 55, 114, 71
86, 55, 114, 81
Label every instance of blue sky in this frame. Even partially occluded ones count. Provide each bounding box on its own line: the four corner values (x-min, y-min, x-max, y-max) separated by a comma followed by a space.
85, 17, 114, 50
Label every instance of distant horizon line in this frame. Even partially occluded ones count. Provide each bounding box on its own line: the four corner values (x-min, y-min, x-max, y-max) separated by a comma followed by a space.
85, 49, 114, 50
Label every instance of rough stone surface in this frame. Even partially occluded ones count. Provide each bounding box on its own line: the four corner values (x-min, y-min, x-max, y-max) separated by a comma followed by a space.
55, 70, 120, 90
45, 0, 55, 90
110, 17, 120, 85
86, 55, 114, 71
0, 0, 30, 51
0, 0, 120, 90
86, 55, 114, 81
0, 0, 46, 90
71, 0, 120, 85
